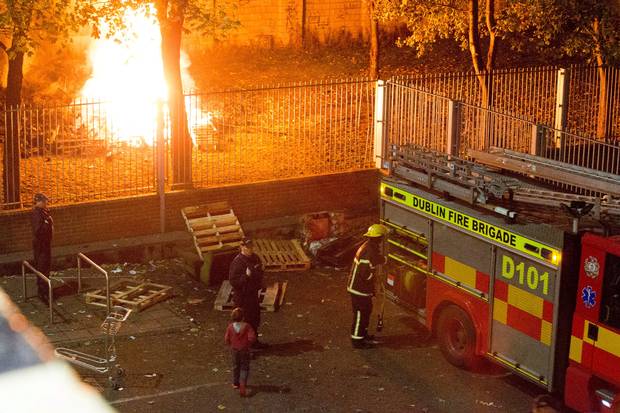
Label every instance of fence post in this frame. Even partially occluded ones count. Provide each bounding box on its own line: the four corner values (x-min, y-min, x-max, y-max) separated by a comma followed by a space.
447, 100, 461, 156
156, 100, 166, 234
373, 80, 387, 168
530, 124, 544, 156
554, 68, 569, 148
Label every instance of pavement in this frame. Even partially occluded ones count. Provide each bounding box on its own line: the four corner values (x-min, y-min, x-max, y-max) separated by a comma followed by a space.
1, 261, 193, 345
2, 259, 551, 412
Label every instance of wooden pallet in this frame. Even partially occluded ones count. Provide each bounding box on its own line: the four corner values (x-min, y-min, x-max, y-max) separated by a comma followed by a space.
85, 280, 173, 312
182, 201, 245, 260
253, 239, 311, 272
213, 280, 287, 312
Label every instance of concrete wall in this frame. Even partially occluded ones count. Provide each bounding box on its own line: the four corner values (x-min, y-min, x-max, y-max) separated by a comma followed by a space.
0, 170, 379, 255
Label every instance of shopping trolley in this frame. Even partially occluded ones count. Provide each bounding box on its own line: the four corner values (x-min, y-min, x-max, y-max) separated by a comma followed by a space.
55, 306, 132, 389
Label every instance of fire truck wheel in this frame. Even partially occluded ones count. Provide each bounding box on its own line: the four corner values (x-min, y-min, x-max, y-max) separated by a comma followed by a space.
437, 305, 477, 369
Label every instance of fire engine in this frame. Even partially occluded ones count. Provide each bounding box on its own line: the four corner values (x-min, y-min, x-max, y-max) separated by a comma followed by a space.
380, 144, 620, 412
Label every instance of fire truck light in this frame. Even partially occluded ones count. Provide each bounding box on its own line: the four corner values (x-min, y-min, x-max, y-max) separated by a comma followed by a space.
602, 399, 612, 408
552, 253, 560, 264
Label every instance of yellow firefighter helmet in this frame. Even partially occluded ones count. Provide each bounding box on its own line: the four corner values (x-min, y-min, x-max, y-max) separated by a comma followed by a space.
364, 224, 389, 238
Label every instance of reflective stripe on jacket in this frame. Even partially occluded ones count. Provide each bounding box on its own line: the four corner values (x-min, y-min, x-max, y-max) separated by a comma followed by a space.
347, 241, 384, 296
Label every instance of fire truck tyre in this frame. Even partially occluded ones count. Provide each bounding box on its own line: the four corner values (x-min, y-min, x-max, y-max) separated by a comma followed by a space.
437, 305, 477, 369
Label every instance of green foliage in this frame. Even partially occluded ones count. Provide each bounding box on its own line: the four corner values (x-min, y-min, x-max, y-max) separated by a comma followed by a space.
185, 1, 239, 39
374, 0, 471, 56
77, 0, 239, 40
375, 0, 559, 57
0, 0, 79, 57
374, 0, 620, 66
553, 0, 620, 64
498, 0, 563, 51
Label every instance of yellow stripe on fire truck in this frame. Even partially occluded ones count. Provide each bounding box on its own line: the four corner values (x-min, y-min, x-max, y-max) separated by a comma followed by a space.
431, 252, 490, 299
381, 183, 561, 265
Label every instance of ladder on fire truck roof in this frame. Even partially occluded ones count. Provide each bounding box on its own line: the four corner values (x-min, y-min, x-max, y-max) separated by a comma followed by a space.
388, 144, 620, 219
468, 148, 620, 198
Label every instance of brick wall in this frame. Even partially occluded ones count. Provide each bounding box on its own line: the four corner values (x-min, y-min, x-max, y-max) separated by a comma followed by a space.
305, 0, 368, 43
0, 170, 379, 255
186, 0, 372, 48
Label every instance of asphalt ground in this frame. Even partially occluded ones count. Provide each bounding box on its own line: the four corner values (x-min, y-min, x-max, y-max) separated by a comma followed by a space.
59, 262, 548, 413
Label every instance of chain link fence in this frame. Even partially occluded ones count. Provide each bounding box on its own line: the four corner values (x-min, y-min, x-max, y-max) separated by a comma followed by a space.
384, 82, 620, 179
394, 65, 620, 142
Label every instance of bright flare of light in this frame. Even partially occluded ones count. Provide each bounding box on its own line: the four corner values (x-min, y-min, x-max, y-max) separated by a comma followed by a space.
77, 6, 213, 147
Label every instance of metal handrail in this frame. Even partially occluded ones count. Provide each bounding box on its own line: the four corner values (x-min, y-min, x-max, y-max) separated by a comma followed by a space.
77, 253, 110, 313
22, 261, 53, 324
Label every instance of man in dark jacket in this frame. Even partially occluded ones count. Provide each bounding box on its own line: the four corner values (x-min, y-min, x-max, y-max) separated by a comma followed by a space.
229, 238, 266, 348
32, 193, 54, 301
347, 224, 388, 349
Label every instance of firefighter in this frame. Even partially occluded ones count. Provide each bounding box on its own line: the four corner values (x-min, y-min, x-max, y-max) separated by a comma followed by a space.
32, 193, 54, 302
229, 238, 267, 349
348, 224, 388, 349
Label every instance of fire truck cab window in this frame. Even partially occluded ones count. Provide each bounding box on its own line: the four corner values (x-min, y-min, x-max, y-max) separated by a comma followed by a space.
600, 254, 620, 330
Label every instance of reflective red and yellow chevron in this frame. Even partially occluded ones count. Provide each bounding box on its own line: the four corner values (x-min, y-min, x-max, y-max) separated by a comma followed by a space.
492, 278, 554, 345
569, 315, 620, 384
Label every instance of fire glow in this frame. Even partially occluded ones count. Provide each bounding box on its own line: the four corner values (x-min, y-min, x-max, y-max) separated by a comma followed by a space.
78, 6, 214, 147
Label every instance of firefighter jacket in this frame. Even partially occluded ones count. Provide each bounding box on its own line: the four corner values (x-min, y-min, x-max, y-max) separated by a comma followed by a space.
347, 240, 386, 297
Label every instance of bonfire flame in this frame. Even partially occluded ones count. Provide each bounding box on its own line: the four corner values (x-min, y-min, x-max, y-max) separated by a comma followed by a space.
78, 6, 214, 147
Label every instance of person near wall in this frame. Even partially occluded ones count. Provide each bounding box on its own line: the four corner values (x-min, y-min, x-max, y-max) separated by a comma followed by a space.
31, 193, 54, 302
229, 238, 267, 349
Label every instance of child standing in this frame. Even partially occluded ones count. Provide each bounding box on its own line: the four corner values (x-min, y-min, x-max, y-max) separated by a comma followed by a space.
224, 307, 256, 396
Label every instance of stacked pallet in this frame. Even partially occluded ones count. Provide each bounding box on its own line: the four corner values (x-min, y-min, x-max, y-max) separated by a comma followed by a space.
214, 280, 288, 312
253, 239, 311, 272
182, 201, 245, 260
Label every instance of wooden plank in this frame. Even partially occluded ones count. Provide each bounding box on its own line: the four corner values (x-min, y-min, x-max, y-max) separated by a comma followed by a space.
182, 201, 231, 217
278, 281, 288, 307
291, 240, 309, 261
214, 281, 233, 310
196, 237, 223, 247
193, 224, 241, 237
188, 213, 237, 226
191, 219, 240, 232
201, 242, 224, 252
200, 241, 241, 253
261, 284, 279, 312
219, 232, 244, 242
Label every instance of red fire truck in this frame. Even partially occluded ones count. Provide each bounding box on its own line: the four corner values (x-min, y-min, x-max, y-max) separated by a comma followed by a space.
380, 144, 620, 412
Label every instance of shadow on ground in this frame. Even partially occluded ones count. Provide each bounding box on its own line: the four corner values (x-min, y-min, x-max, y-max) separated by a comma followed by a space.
249, 384, 292, 396
256, 339, 324, 357
374, 333, 431, 350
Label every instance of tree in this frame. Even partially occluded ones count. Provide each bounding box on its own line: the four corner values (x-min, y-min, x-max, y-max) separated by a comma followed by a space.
554, 0, 620, 141
367, 0, 379, 79
0, 0, 76, 207
81, 0, 237, 187
375, 0, 501, 107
